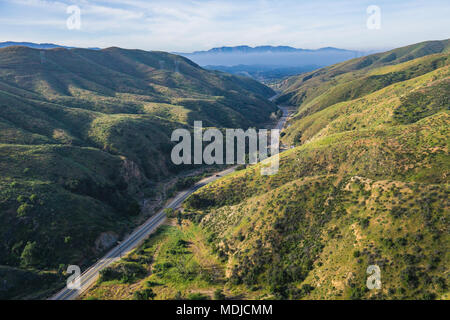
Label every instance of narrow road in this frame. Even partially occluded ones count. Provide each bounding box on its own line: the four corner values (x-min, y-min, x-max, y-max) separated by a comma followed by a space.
274, 106, 289, 131
50, 94, 288, 300
49, 167, 236, 300
269, 92, 290, 131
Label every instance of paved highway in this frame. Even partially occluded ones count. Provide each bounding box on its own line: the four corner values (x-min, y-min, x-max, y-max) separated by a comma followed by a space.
50, 95, 289, 300
49, 166, 236, 300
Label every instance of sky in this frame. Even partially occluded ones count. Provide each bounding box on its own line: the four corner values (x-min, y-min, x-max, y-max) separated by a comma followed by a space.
0, 0, 449, 52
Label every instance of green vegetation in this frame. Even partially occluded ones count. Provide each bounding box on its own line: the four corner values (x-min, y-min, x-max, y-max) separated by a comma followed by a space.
85, 40, 449, 300
0, 46, 276, 299
277, 39, 449, 118
99, 261, 148, 284
393, 80, 449, 124
0, 265, 60, 300
133, 288, 156, 300
84, 223, 228, 300
3, 39, 449, 300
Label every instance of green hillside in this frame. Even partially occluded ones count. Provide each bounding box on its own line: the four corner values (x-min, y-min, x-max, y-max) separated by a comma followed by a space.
84, 40, 448, 300
277, 39, 449, 116
280, 53, 449, 146
0, 46, 276, 299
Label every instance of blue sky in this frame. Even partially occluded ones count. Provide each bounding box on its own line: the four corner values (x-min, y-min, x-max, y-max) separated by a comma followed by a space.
0, 0, 449, 52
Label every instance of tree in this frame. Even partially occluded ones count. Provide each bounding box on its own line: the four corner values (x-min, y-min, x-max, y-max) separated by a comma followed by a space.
21, 241, 38, 267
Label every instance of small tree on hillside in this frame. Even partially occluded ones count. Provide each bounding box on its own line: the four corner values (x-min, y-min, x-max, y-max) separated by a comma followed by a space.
21, 241, 38, 267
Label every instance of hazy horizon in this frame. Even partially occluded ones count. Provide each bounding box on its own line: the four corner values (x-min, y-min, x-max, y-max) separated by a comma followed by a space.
0, 40, 391, 53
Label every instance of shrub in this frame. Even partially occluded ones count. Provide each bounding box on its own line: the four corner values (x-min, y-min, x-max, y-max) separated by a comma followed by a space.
17, 203, 33, 218
176, 239, 189, 248
186, 194, 215, 209
214, 288, 226, 300
145, 281, 160, 287
29, 194, 38, 203
396, 237, 408, 247
359, 218, 370, 229
153, 262, 173, 273
99, 262, 147, 283
300, 284, 314, 295
401, 266, 420, 289
422, 292, 436, 300
349, 286, 367, 300
133, 288, 156, 300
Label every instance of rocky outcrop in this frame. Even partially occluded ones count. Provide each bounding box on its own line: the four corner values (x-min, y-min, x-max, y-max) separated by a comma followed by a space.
120, 158, 147, 195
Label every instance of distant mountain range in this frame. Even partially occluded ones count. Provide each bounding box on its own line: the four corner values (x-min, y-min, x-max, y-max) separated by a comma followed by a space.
179, 45, 372, 67
178, 46, 377, 82
187, 45, 354, 54
0, 41, 100, 50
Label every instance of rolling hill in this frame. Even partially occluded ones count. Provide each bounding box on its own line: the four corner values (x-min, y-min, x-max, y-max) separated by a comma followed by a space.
0, 46, 276, 299
276, 39, 450, 112
84, 40, 448, 300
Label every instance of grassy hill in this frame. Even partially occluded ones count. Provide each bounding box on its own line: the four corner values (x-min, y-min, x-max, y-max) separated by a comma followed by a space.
84, 40, 448, 300
0, 46, 276, 299
276, 39, 449, 116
